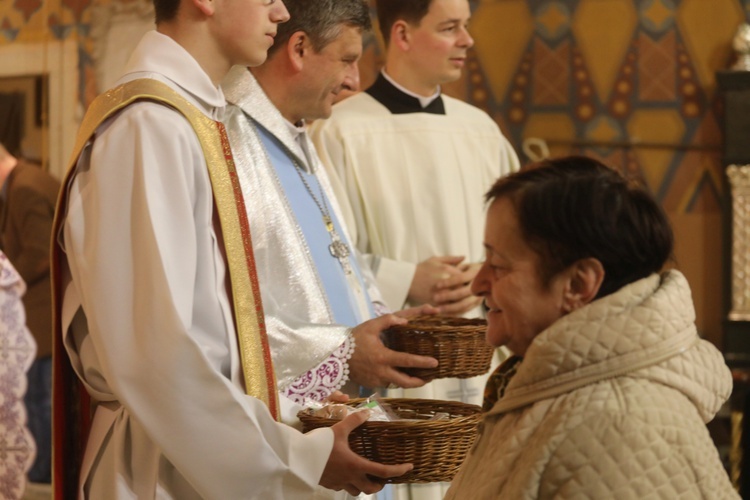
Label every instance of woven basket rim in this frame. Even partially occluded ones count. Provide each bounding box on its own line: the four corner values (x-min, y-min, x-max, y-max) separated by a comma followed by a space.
297, 397, 482, 428
386, 315, 487, 334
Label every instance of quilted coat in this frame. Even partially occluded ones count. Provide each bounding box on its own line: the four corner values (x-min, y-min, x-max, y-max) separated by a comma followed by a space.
445, 270, 738, 499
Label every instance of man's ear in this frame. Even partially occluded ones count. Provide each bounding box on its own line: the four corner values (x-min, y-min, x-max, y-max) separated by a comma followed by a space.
287, 31, 309, 71
562, 258, 604, 313
391, 20, 411, 51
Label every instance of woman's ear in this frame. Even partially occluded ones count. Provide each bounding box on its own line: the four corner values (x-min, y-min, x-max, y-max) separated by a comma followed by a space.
562, 258, 604, 313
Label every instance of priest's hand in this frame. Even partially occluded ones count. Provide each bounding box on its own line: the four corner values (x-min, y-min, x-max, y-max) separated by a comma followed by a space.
408, 255, 467, 305
349, 314, 438, 389
432, 262, 482, 316
320, 410, 413, 495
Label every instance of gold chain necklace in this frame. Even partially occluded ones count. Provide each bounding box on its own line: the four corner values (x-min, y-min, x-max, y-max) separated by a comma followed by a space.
288, 140, 353, 275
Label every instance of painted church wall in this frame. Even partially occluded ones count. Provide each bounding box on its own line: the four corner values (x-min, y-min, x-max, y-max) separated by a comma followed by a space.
2, 0, 748, 346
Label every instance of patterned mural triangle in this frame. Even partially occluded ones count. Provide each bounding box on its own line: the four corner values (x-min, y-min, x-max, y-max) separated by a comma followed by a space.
13, 0, 41, 23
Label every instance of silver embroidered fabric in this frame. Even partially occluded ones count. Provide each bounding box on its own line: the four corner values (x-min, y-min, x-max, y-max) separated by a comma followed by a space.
222, 66, 385, 390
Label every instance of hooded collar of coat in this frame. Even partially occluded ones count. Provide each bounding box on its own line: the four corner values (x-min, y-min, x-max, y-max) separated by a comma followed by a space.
487, 270, 731, 422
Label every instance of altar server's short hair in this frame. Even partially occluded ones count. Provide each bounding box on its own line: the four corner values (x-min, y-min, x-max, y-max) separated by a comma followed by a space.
376, 0, 434, 45
153, 0, 180, 24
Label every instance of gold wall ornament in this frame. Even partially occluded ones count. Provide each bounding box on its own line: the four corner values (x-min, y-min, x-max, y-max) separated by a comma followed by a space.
727, 164, 750, 320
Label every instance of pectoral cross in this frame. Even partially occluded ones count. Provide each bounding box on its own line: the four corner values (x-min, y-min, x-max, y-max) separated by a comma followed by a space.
324, 216, 352, 275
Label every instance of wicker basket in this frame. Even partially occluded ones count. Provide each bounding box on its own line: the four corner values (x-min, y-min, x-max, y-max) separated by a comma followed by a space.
298, 398, 482, 483
383, 315, 493, 379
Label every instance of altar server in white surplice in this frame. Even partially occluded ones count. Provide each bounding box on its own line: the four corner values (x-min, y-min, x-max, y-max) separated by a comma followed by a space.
310, 1, 519, 498
51, 0, 413, 498
223, 0, 438, 416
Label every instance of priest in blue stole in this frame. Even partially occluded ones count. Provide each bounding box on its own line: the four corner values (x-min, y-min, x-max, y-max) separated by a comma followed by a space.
222, 0, 438, 442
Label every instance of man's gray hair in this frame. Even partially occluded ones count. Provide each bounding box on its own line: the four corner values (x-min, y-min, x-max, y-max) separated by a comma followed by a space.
269, 0, 371, 56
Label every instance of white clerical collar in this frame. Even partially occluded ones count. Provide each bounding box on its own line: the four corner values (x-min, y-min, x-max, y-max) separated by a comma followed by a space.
381, 69, 441, 109
284, 119, 314, 172
284, 118, 306, 138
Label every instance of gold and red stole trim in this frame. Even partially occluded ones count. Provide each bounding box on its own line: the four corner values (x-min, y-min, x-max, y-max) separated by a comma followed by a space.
51, 78, 279, 499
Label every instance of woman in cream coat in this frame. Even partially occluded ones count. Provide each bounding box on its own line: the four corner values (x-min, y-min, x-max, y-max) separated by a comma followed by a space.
446, 156, 738, 499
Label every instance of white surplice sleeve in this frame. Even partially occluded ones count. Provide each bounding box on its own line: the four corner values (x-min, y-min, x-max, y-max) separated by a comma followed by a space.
499, 133, 521, 176
62, 101, 333, 499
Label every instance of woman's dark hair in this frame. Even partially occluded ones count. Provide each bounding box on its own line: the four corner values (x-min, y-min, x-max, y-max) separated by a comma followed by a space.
486, 155, 674, 299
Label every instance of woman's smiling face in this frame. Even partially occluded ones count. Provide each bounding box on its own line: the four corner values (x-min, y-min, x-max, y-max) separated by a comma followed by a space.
471, 197, 570, 356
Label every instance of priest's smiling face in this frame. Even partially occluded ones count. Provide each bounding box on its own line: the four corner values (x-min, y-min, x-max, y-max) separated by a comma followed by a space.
298, 24, 363, 121
403, 0, 474, 94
